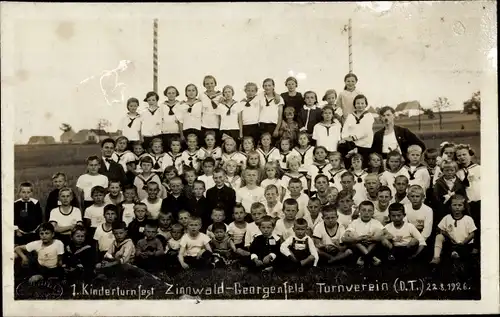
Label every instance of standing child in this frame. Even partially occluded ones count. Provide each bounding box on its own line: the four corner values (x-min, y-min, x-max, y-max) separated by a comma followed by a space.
423, 148, 440, 207
112, 136, 137, 172
134, 156, 164, 201
336, 73, 361, 118
313, 206, 353, 264
135, 220, 164, 272
45, 173, 79, 221
380, 151, 410, 197
353, 173, 380, 206
343, 201, 384, 267
178, 217, 213, 270
280, 76, 304, 115
282, 157, 308, 194
199, 131, 222, 167
177, 210, 192, 233
241, 136, 256, 157
49, 188, 83, 246
393, 175, 411, 205
430, 194, 476, 264
182, 166, 198, 199
261, 162, 285, 201
117, 97, 142, 146
160, 177, 190, 220
236, 168, 266, 217
438, 142, 457, 166
373, 186, 393, 225
141, 182, 163, 220
179, 84, 203, 140
307, 146, 332, 195
210, 222, 236, 268
249, 215, 282, 274
141, 91, 162, 151
405, 185, 433, 243
224, 160, 243, 190
382, 203, 426, 261
146, 138, 167, 175
76, 156, 109, 211
263, 185, 283, 219
104, 180, 124, 205
336, 190, 355, 229
162, 136, 183, 174
198, 157, 216, 192
278, 137, 294, 172
127, 203, 148, 244
326, 152, 347, 192
228, 205, 249, 255
313, 106, 342, 152
221, 137, 246, 170
244, 202, 267, 249
118, 184, 138, 226
279, 107, 299, 146
157, 211, 173, 246
188, 181, 210, 231
217, 85, 243, 144
404, 145, 431, 192
350, 154, 368, 196
206, 168, 237, 222
161, 86, 184, 149
283, 178, 309, 218
259, 78, 283, 142
297, 91, 322, 138
15, 222, 64, 283
366, 152, 385, 175
339, 94, 374, 165
132, 141, 148, 164
200, 75, 222, 143
162, 166, 179, 197
257, 133, 281, 167
291, 132, 314, 173
304, 198, 323, 232
93, 204, 118, 260
311, 175, 331, 205
180, 134, 202, 174
245, 151, 265, 183
274, 199, 299, 241
280, 218, 319, 269
14, 182, 43, 245
83, 186, 107, 239
322, 89, 343, 122
240, 82, 261, 143
433, 160, 467, 225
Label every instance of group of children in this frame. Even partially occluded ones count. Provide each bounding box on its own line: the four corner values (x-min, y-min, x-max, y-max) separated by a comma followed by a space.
14, 73, 481, 284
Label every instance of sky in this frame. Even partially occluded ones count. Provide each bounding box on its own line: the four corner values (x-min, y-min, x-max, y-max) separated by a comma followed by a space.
1, 2, 496, 143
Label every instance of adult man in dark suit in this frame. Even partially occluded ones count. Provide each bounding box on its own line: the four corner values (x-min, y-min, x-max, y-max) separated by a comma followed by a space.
98, 138, 127, 186
371, 106, 426, 161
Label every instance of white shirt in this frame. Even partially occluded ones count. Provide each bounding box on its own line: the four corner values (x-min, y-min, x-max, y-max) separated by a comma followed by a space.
257, 147, 281, 167
274, 219, 295, 241
404, 203, 433, 240
84, 205, 105, 228
236, 186, 266, 215
337, 211, 354, 229
379, 168, 411, 197
382, 131, 400, 154
281, 173, 308, 194
200, 92, 222, 129
25, 239, 64, 268
161, 101, 183, 133
140, 107, 163, 137
162, 152, 183, 173
280, 234, 319, 266
180, 232, 211, 257
265, 201, 283, 218
121, 203, 136, 226
49, 207, 82, 233
217, 100, 242, 130
118, 113, 142, 141
94, 224, 115, 252
198, 174, 215, 193
261, 178, 285, 198
313, 122, 342, 152
76, 174, 109, 201
226, 175, 242, 190
326, 168, 348, 192
373, 203, 390, 225
244, 222, 261, 248
405, 165, 431, 192
291, 146, 315, 172
304, 212, 323, 231
384, 222, 426, 247
282, 192, 309, 219
179, 150, 202, 174
221, 152, 247, 168
227, 222, 247, 245
346, 218, 384, 237
167, 238, 181, 251
240, 96, 260, 125
336, 89, 361, 116
112, 151, 136, 172
259, 93, 283, 124
313, 222, 345, 246
352, 170, 368, 196
438, 215, 477, 244
134, 173, 164, 201
178, 100, 203, 130
456, 163, 481, 202
104, 192, 124, 205
341, 111, 374, 148
198, 147, 222, 163
141, 198, 162, 220
308, 163, 332, 193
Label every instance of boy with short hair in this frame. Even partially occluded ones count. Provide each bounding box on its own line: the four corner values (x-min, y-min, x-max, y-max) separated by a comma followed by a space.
157, 212, 173, 246
178, 217, 213, 270
343, 201, 384, 267
393, 175, 411, 205
93, 204, 118, 260
177, 210, 192, 232
188, 180, 210, 230
206, 168, 236, 222
313, 205, 353, 264
304, 198, 322, 233
14, 182, 43, 245
244, 203, 267, 248
382, 203, 426, 261
353, 173, 380, 206
127, 203, 148, 243
433, 160, 467, 224
135, 220, 164, 271
405, 185, 433, 242
141, 181, 163, 220
405, 145, 431, 192
198, 157, 216, 193
83, 186, 107, 238
182, 166, 198, 200
206, 208, 228, 238
76, 156, 109, 210
45, 173, 79, 221
280, 218, 319, 269
274, 199, 299, 241
283, 178, 309, 218
423, 148, 440, 207
104, 180, 124, 205
15, 222, 64, 283
210, 222, 236, 267
165, 223, 184, 269
118, 184, 138, 226
161, 176, 189, 221
249, 215, 282, 274
373, 186, 393, 225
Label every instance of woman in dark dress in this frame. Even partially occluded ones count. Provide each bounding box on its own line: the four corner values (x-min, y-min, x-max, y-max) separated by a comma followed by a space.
280, 76, 304, 116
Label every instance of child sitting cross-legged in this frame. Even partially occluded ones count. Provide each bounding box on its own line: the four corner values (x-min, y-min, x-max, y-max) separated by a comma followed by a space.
63, 225, 95, 282
249, 215, 282, 275
93, 204, 118, 261
15, 222, 65, 284
280, 218, 319, 271
135, 220, 164, 272
178, 216, 213, 270
342, 200, 384, 267
164, 223, 184, 270
381, 203, 426, 261
313, 205, 353, 265
210, 222, 236, 268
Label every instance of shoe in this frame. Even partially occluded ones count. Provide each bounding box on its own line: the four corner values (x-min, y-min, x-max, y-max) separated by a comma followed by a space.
356, 257, 364, 267
388, 254, 396, 261
430, 257, 441, 265
451, 251, 460, 259
372, 257, 382, 266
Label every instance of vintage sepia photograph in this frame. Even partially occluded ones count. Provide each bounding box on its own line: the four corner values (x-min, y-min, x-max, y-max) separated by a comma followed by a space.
2, 1, 498, 316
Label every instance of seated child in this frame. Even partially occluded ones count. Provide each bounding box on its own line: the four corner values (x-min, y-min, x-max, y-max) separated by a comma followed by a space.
206, 208, 228, 238
280, 218, 319, 269
165, 223, 184, 269
244, 203, 267, 249
304, 198, 323, 234
118, 184, 138, 226
83, 186, 106, 239
381, 203, 426, 261
210, 222, 236, 267
228, 205, 250, 257
188, 181, 210, 231
249, 215, 282, 274
49, 188, 83, 246
44, 173, 79, 221
336, 190, 355, 229
15, 182, 43, 246
178, 217, 213, 270
283, 178, 309, 218
430, 194, 477, 265
433, 160, 467, 225
393, 175, 411, 205
15, 222, 64, 283
135, 220, 164, 271
264, 185, 283, 219
343, 201, 384, 267
404, 185, 433, 242
127, 203, 148, 244
141, 182, 163, 220
157, 212, 173, 247
63, 225, 95, 282
373, 186, 393, 225
104, 180, 124, 205
178, 210, 192, 232
95, 221, 136, 279
313, 206, 353, 265
274, 199, 299, 241
93, 204, 118, 260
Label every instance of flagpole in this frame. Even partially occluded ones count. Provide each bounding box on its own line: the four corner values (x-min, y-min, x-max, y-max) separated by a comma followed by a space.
153, 19, 159, 94
348, 18, 353, 73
